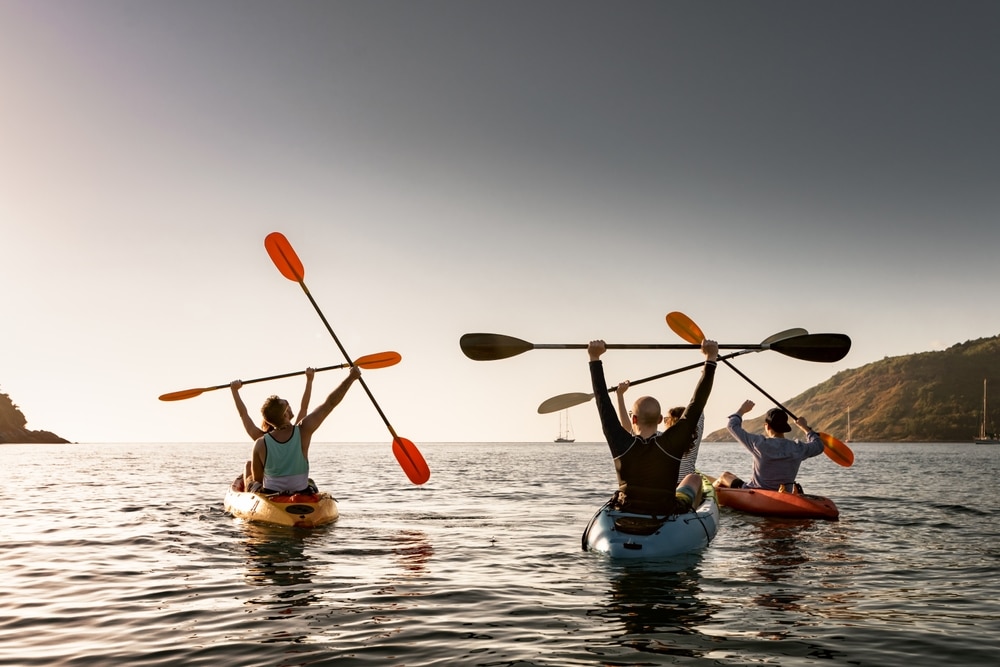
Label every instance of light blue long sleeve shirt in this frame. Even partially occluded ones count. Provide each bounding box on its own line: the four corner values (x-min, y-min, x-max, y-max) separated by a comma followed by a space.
726, 414, 825, 490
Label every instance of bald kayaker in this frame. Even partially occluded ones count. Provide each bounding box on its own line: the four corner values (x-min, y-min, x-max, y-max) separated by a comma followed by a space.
588, 338, 719, 516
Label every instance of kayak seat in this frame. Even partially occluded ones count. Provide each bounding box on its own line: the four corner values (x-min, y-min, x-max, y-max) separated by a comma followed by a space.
269, 493, 320, 503
613, 516, 667, 536
778, 483, 804, 495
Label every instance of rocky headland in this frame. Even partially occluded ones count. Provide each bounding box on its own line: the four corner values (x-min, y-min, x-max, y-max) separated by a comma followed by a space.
0, 388, 70, 444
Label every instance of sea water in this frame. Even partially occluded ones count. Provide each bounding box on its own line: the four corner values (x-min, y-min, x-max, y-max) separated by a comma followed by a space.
1, 441, 998, 666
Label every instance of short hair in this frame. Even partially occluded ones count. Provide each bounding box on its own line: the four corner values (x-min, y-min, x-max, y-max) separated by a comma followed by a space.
260, 395, 287, 430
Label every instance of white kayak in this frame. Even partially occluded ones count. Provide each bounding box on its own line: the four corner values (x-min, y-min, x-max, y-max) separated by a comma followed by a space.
582, 477, 720, 559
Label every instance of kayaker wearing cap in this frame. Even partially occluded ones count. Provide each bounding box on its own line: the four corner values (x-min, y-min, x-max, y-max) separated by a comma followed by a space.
715, 400, 824, 492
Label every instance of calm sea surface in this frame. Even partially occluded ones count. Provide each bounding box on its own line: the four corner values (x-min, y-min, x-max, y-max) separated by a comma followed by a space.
2, 441, 998, 666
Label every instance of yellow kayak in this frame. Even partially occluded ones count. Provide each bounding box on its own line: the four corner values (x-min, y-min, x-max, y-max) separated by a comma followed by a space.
223, 481, 339, 528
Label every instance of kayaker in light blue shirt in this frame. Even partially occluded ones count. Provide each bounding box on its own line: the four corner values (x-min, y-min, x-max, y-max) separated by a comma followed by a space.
246, 365, 362, 494
716, 400, 824, 492
231, 367, 315, 490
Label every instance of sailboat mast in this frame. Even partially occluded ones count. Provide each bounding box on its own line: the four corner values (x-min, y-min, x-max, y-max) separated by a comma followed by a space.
554, 409, 575, 442
983, 379, 988, 440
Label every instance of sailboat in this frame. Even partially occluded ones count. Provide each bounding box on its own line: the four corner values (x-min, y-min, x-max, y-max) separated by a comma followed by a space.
555, 410, 575, 443
846, 406, 852, 443
975, 379, 1000, 445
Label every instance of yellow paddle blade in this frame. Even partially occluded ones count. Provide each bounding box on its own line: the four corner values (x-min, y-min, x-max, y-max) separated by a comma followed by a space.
666, 311, 706, 345
355, 351, 403, 369
821, 433, 855, 467
159, 388, 207, 401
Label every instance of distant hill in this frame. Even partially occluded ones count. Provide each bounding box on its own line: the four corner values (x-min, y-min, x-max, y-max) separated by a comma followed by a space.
0, 387, 70, 444
703, 334, 1000, 443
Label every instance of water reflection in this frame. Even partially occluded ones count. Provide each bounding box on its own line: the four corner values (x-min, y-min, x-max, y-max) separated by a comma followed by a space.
745, 517, 810, 614
240, 522, 323, 622
371, 529, 434, 600
392, 529, 433, 577
594, 558, 719, 659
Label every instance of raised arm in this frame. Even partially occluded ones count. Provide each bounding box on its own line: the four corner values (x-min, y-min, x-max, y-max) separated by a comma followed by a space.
589, 340, 634, 456
794, 415, 826, 457
615, 381, 633, 433
294, 367, 316, 423
726, 399, 766, 452
299, 365, 363, 439
679, 340, 719, 424
231, 380, 265, 441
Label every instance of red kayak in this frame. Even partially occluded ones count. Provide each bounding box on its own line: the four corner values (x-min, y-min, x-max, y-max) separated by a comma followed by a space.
715, 485, 839, 520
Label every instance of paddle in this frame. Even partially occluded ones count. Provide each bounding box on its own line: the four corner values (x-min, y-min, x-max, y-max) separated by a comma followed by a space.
264, 232, 430, 485
158, 351, 403, 402
460, 331, 850, 363
666, 312, 854, 467
536, 328, 808, 414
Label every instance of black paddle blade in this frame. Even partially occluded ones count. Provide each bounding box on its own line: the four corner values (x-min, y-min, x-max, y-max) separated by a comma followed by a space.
460, 333, 534, 361
769, 333, 851, 363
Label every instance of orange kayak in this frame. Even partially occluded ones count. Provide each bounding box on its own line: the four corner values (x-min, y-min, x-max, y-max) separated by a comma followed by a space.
715, 485, 839, 520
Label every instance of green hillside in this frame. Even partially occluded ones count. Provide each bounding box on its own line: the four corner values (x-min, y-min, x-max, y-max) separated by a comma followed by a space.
703, 334, 1000, 443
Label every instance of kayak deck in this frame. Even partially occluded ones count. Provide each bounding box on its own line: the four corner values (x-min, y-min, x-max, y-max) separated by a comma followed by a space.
583, 478, 720, 559
223, 484, 339, 528
715, 485, 839, 520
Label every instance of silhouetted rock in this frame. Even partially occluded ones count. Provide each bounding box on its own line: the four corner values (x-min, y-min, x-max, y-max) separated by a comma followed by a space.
0, 388, 70, 444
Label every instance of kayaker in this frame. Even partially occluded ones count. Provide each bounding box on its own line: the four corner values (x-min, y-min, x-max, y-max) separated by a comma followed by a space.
715, 401, 824, 492
230, 367, 315, 489
589, 338, 718, 516
615, 383, 704, 484
246, 364, 363, 494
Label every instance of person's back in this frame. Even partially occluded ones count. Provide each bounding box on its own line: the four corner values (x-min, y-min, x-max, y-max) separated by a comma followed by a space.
261, 426, 309, 492
231, 367, 315, 490
249, 366, 362, 494
590, 338, 718, 515
724, 403, 824, 490
616, 394, 703, 485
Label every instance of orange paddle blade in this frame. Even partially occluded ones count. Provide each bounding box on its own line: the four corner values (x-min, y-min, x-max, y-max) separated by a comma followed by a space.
820, 433, 854, 467
393, 437, 431, 485
159, 388, 206, 401
666, 311, 706, 345
355, 351, 403, 369
264, 232, 305, 282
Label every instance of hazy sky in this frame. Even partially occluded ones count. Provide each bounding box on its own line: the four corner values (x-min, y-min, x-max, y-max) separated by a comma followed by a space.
2, 1, 998, 447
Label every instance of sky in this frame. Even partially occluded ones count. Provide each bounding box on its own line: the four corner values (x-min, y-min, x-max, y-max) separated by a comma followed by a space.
2, 1, 999, 446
